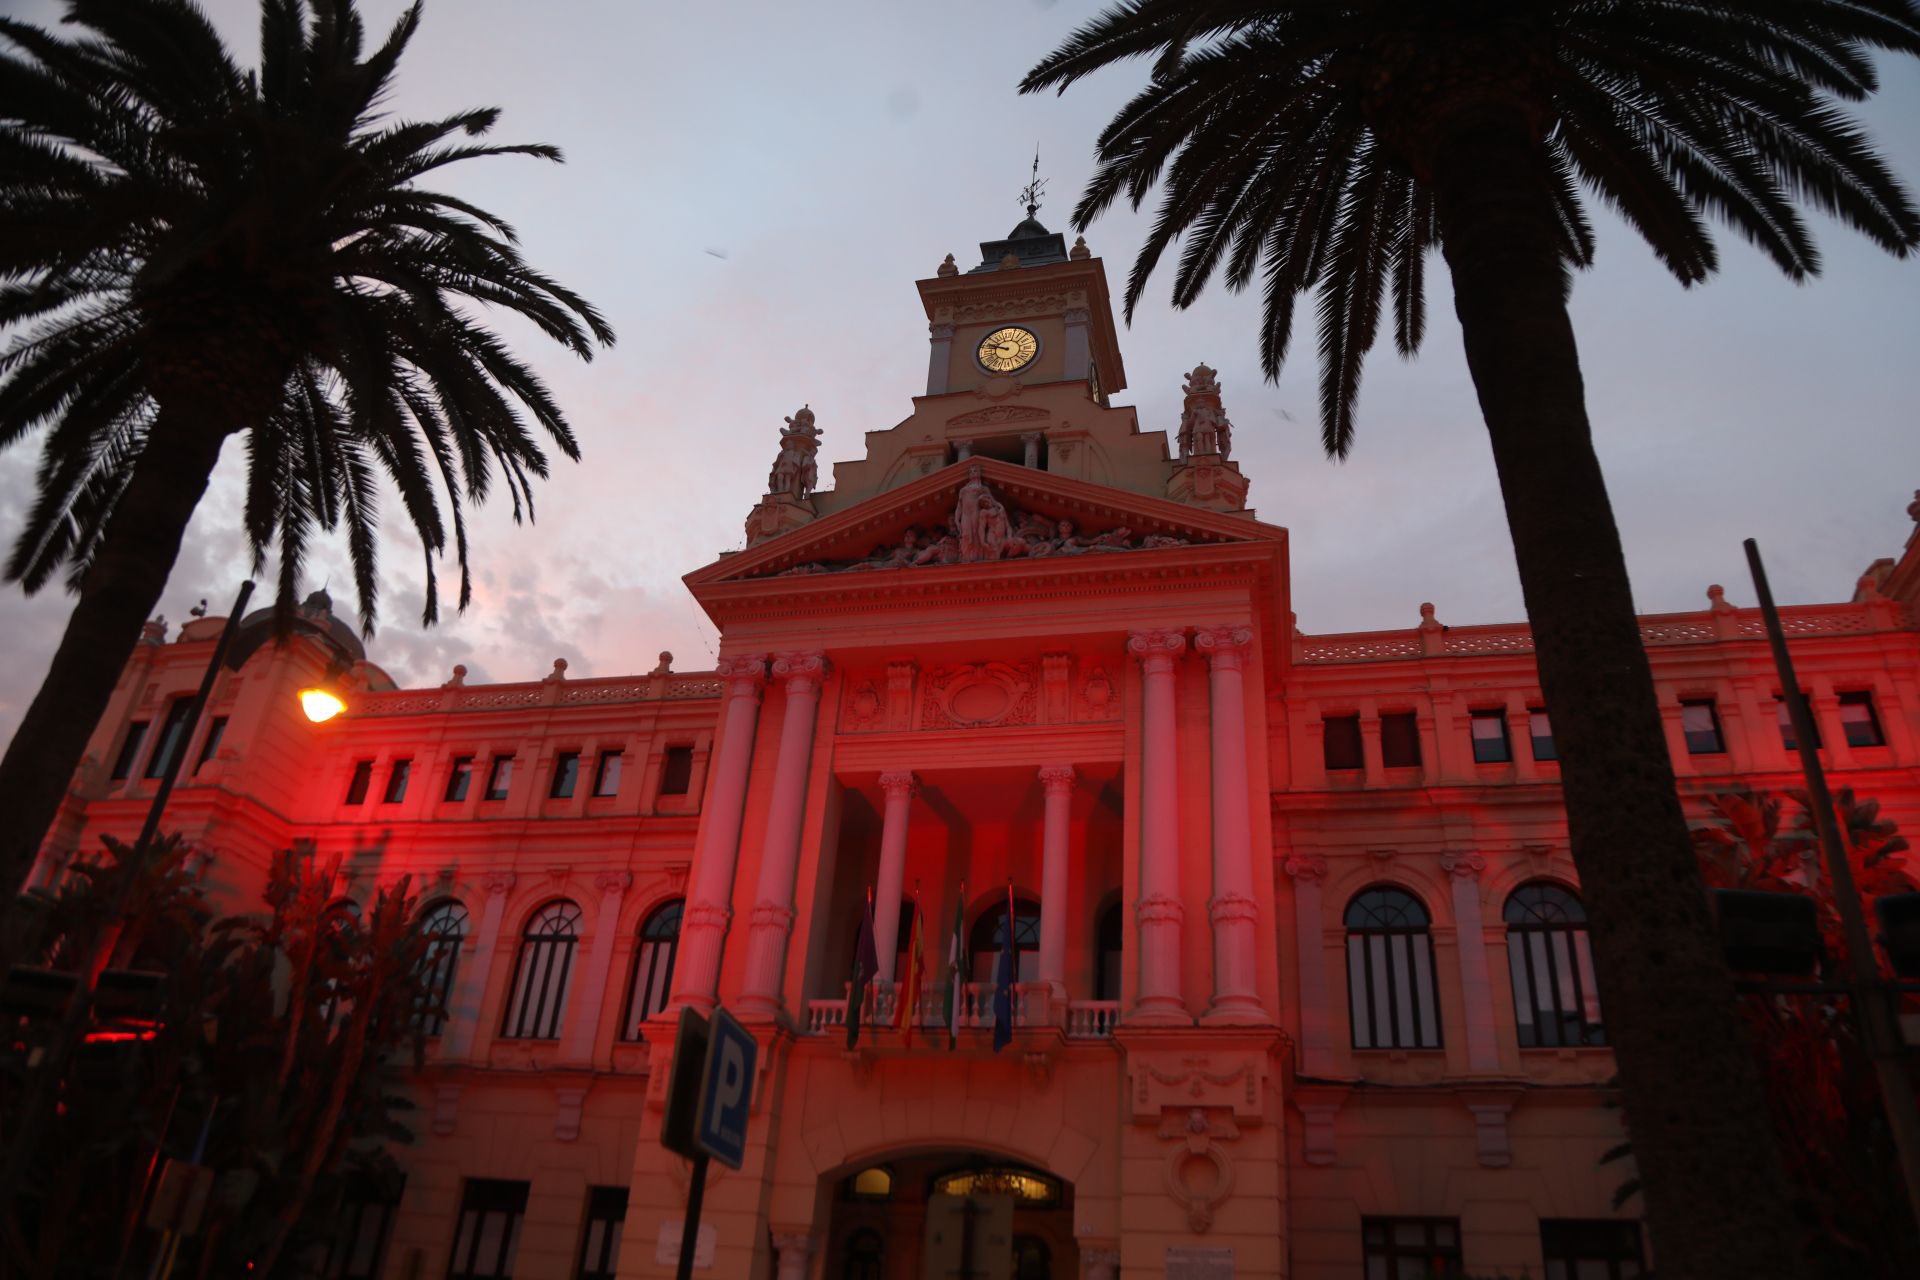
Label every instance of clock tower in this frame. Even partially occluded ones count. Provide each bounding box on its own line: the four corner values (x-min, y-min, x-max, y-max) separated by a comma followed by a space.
917, 210, 1127, 406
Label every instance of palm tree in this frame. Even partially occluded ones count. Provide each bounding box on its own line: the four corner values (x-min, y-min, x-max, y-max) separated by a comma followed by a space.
0, 0, 613, 898
1022, 4, 1919, 1277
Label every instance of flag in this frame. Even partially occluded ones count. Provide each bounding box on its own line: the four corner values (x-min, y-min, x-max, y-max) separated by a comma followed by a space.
846, 893, 879, 1050
944, 881, 967, 1049
898, 891, 925, 1045
991, 882, 1016, 1052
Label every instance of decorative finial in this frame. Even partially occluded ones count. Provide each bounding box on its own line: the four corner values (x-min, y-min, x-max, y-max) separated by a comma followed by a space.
543, 658, 568, 683
1706, 583, 1731, 612
444, 664, 467, 687
937, 253, 958, 278
651, 651, 674, 675
1069, 235, 1090, 260
189, 598, 208, 619
1417, 602, 1441, 631
1019, 145, 1046, 219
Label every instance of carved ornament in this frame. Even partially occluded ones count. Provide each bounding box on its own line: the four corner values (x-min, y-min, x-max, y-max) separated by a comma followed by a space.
750, 900, 796, 933
1282, 855, 1327, 883
1159, 1107, 1237, 1233
921, 661, 1037, 730
946, 404, 1048, 429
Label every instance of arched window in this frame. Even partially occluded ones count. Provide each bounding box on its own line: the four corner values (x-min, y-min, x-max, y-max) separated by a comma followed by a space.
413, 900, 468, 1035
970, 897, 1041, 983
620, 899, 683, 1040
1345, 887, 1442, 1049
1012, 1234, 1051, 1280
501, 899, 581, 1040
1094, 901, 1124, 1001
1505, 883, 1604, 1047
842, 1228, 883, 1280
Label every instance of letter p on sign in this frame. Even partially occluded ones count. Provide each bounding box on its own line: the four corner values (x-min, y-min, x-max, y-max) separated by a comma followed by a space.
695, 1007, 755, 1169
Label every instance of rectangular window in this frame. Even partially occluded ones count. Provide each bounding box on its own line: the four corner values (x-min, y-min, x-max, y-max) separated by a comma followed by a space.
1529, 708, 1556, 761
1680, 698, 1724, 754
110, 721, 149, 781
659, 745, 695, 796
1323, 714, 1364, 771
345, 760, 374, 805
193, 717, 227, 774
323, 1177, 404, 1280
1470, 709, 1512, 763
550, 751, 580, 799
1541, 1219, 1645, 1280
448, 1179, 528, 1280
1776, 694, 1820, 751
592, 750, 623, 798
484, 755, 513, 801
144, 697, 196, 778
1380, 712, 1421, 768
382, 758, 411, 804
445, 755, 474, 803
576, 1186, 628, 1280
1838, 691, 1885, 748
1362, 1218, 1462, 1280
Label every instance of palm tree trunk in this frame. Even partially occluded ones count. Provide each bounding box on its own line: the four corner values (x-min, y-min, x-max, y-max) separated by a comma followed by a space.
1430, 107, 1807, 1279
0, 414, 229, 898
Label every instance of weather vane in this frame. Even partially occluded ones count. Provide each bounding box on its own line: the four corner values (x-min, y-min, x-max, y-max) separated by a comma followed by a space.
1020, 145, 1046, 219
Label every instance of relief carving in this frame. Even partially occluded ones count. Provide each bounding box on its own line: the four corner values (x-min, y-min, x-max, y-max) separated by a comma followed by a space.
921, 661, 1037, 730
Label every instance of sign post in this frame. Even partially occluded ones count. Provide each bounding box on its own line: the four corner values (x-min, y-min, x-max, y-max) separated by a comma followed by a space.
659, 1005, 757, 1280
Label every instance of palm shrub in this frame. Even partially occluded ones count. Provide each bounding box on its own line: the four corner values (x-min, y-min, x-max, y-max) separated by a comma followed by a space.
1022, 5, 1920, 1276
0, 0, 615, 895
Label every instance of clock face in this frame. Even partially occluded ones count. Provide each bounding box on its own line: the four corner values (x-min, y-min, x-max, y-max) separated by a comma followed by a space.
976, 326, 1040, 374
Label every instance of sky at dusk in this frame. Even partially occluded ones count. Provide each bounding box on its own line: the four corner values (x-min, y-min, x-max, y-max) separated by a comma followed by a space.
2, 0, 1918, 750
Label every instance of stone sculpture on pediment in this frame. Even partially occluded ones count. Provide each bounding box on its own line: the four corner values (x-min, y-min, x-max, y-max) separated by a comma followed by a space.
1177, 362, 1233, 461
767, 469, 1194, 577
767, 404, 822, 500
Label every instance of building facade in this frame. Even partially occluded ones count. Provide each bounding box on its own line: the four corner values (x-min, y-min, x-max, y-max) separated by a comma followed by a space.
31, 214, 1920, 1280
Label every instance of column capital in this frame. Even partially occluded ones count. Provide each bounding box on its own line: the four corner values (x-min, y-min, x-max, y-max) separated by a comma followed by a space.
1038, 763, 1077, 794
1193, 624, 1254, 668
684, 901, 731, 930
1209, 890, 1259, 924
1282, 854, 1328, 883
1126, 628, 1188, 671
928, 321, 955, 340
485, 871, 517, 896
594, 870, 633, 896
717, 655, 768, 698
771, 651, 830, 693
751, 900, 796, 932
1136, 891, 1185, 924
878, 770, 918, 799
1441, 851, 1487, 881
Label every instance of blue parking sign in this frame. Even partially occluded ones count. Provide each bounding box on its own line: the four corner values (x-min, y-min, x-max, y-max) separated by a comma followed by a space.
696, 1007, 756, 1170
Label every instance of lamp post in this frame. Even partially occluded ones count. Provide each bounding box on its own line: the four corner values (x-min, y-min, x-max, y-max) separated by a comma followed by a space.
1743, 538, 1920, 1237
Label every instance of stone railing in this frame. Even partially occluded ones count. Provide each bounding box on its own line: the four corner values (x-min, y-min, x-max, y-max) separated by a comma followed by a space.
352, 671, 723, 717
805, 981, 1064, 1038
1065, 1000, 1121, 1039
1295, 597, 1906, 666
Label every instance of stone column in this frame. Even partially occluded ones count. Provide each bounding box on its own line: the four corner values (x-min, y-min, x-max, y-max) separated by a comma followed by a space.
926, 322, 954, 395
1037, 764, 1076, 998
441, 872, 514, 1061
1283, 856, 1336, 1076
1128, 628, 1188, 1022
557, 872, 630, 1063
771, 1232, 816, 1280
1022, 432, 1043, 468
672, 656, 767, 1013
1442, 853, 1502, 1074
1195, 625, 1264, 1022
737, 652, 830, 1018
871, 771, 918, 980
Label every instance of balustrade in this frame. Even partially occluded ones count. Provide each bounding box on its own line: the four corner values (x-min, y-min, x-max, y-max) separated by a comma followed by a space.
804, 981, 1096, 1039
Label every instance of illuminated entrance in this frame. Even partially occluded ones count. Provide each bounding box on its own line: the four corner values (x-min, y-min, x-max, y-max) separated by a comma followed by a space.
824, 1151, 1076, 1280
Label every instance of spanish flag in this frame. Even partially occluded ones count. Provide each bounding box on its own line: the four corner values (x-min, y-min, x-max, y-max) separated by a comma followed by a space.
898, 891, 926, 1045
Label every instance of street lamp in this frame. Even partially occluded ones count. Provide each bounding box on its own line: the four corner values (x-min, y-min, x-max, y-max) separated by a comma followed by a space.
297, 685, 347, 724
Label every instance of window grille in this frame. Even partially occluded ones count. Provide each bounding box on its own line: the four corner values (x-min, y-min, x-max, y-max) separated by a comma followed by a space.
1505, 883, 1604, 1047
620, 899, 683, 1039
501, 900, 582, 1041
448, 1179, 528, 1279
575, 1186, 627, 1280
1345, 888, 1442, 1049
413, 900, 469, 1035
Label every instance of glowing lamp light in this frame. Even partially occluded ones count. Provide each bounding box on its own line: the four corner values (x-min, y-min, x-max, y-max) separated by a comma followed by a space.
298, 687, 347, 724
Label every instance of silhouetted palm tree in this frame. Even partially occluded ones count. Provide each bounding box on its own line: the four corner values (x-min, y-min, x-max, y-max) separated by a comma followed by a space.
0, 0, 614, 894
1024, 4, 1919, 1277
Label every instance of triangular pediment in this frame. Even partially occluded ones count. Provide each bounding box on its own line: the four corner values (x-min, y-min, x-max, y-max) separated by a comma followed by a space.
688, 457, 1282, 587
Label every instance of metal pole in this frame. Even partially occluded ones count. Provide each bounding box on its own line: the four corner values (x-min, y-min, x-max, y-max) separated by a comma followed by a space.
1744, 539, 1920, 1233
677, 1152, 708, 1280
0, 583, 254, 1233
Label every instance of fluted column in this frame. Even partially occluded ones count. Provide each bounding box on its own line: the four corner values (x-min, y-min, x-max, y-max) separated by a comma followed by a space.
558, 872, 630, 1063
1443, 852, 1502, 1074
672, 656, 767, 1013
1283, 856, 1336, 1075
1128, 628, 1188, 1022
1037, 764, 1076, 998
1195, 625, 1265, 1023
871, 771, 918, 978
441, 872, 514, 1061
737, 652, 830, 1017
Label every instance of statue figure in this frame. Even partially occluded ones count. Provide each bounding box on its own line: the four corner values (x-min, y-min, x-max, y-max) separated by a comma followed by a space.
768, 404, 822, 499
1176, 362, 1233, 460
954, 465, 1012, 562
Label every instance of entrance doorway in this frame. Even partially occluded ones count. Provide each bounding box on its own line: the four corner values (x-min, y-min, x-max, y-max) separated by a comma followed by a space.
823, 1151, 1076, 1280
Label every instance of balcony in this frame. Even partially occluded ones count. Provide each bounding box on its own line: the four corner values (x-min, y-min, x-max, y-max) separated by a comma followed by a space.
805, 981, 1121, 1041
